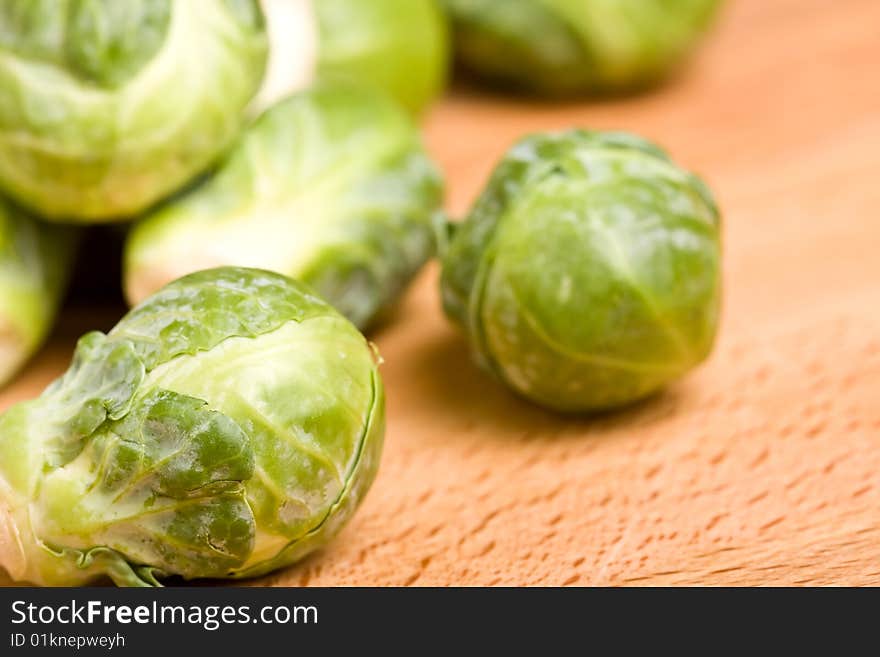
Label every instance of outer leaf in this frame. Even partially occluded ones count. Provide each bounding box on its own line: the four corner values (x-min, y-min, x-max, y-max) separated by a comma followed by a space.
114, 267, 330, 368
36, 389, 255, 580
234, 369, 384, 579
40, 332, 145, 466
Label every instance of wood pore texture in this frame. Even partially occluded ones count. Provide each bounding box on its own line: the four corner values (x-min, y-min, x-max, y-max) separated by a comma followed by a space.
1, 0, 878, 586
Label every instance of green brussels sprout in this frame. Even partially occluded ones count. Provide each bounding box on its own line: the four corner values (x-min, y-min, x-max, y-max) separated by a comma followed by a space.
0, 198, 75, 386
441, 0, 721, 95
0, 267, 384, 586
257, 0, 448, 114
440, 130, 722, 413
124, 84, 444, 330
0, 0, 268, 222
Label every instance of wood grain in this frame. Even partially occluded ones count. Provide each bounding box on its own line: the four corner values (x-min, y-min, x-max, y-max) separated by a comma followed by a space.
2, 0, 878, 586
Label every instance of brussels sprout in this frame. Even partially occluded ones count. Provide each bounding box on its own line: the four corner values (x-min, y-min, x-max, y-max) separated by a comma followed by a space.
124, 84, 444, 330
441, 0, 721, 95
0, 267, 384, 586
0, 0, 268, 222
257, 0, 448, 114
0, 198, 75, 386
440, 130, 722, 413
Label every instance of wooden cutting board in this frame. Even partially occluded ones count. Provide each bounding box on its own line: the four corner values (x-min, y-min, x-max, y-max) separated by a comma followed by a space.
2, 0, 878, 586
